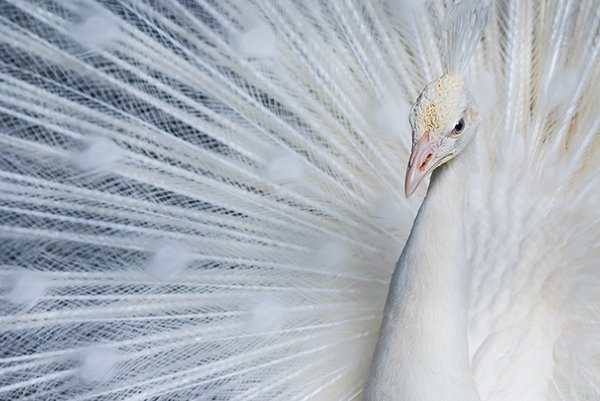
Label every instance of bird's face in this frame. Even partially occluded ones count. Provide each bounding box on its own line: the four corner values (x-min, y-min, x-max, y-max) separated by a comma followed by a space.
405, 74, 477, 196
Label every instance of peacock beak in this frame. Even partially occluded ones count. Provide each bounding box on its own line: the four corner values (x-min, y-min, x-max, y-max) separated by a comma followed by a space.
405, 131, 435, 197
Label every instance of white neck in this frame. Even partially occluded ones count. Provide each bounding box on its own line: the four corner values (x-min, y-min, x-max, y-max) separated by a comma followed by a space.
364, 145, 480, 401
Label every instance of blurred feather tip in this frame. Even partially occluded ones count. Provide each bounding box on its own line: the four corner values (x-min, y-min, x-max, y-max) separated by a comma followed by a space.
5, 270, 49, 306
233, 22, 277, 59
71, 136, 123, 172
248, 295, 288, 333
69, 6, 121, 50
146, 239, 194, 278
260, 152, 305, 185
367, 98, 410, 140
314, 241, 352, 268
78, 345, 122, 383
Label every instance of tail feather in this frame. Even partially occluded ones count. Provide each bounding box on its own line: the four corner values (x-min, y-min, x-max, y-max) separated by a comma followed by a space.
1, 1, 599, 400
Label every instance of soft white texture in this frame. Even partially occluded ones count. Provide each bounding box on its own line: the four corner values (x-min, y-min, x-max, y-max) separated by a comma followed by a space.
71, 136, 123, 172
367, 98, 410, 140
0, 1, 598, 401
146, 240, 194, 278
366, 152, 481, 401
234, 24, 278, 58
371, 198, 406, 231
248, 295, 288, 333
314, 241, 352, 269
5, 271, 49, 306
261, 152, 305, 185
465, 68, 496, 118
79, 346, 122, 383
70, 6, 120, 49
548, 67, 579, 110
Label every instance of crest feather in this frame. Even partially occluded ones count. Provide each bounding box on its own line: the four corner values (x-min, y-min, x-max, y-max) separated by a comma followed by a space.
440, 0, 489, 73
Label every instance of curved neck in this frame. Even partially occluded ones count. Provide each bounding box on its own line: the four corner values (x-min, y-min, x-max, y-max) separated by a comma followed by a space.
364, 146, 479, 401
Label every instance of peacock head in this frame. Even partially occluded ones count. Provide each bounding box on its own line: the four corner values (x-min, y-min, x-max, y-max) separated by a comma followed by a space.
405, 74, 478, 196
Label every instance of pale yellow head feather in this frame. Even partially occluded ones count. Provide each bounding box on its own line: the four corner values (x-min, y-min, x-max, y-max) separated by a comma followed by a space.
404, 74, 477, 196
409, 74, 469, 146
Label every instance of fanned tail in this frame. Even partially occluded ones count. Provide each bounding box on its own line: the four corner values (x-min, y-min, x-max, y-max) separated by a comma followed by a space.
0, 1, 433, 400
1, 1, 599, 400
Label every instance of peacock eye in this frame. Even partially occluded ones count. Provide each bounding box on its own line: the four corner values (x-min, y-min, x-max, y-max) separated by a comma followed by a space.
454, 118, 465, 133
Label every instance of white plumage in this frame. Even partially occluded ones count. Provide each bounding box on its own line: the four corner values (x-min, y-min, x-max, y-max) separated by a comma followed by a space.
0, 1, 598, 401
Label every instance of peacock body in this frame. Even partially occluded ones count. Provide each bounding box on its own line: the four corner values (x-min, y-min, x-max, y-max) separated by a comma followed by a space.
0, 0, 598, 400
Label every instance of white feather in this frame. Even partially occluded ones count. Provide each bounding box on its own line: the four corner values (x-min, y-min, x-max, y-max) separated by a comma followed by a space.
247, 295, 288, 333
71, 136, 123, 172
5, 271, 49, 306
69, 5, 121, 50
367, 97, 410, 140
146, 240, 194, 278
260, 152, 306, 185
234, 24, 278, 59
78, 346, 122, 383
0, 1, 598, 401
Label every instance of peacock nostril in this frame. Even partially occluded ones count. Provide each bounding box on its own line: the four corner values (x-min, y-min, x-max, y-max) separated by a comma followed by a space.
418, 153, 433, 171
